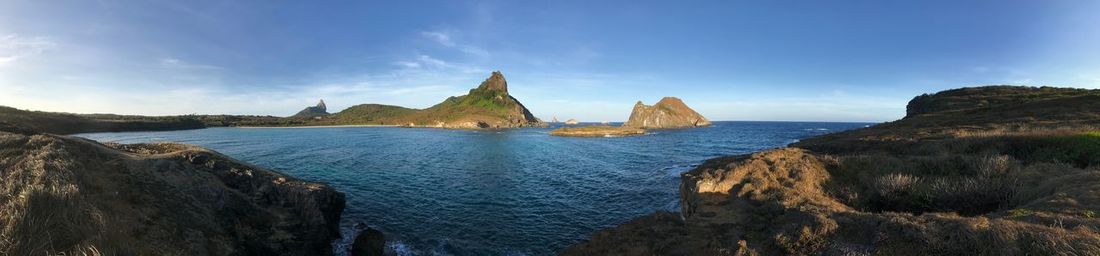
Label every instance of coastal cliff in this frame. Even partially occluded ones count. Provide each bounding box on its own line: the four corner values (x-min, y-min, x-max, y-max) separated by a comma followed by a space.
565, 86, 1100, 255
0, 126, 346, 255
624, 97, 710, 129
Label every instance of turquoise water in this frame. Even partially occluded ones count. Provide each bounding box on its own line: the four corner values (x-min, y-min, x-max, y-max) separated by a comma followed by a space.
78, 121, 869, 255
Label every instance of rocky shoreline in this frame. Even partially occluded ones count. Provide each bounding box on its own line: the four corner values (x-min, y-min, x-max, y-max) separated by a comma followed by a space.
564, 86, 1100, 255
0, 127, 351, 255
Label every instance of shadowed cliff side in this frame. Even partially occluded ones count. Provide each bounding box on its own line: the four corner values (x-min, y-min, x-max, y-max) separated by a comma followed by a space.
0, 127, 346, 255
565, 85, 1100, 255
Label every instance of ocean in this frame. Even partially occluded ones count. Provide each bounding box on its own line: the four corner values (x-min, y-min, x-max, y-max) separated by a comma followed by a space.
78, 121, 869, 255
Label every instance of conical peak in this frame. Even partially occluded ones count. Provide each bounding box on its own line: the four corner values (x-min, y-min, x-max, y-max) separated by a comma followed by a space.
656, 97, 684, 105
316, 99, 327, 110
477, 71, 508, 93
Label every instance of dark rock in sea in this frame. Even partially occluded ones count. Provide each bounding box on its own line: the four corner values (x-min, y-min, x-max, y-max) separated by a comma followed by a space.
293, 99, 330, 118
0, 130, 345, 255
351, 226, 386, 256
623, 97, 710, 129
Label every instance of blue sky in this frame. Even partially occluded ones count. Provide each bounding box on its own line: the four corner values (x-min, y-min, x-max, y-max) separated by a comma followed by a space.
1, 1, 1098, 122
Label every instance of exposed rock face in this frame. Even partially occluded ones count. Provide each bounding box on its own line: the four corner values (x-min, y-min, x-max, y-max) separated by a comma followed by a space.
623, 97, 710, 129
566, 86, 1100, 255
0, 129, 345, 255
477, 71, 509, 93
293, 99, 330, 118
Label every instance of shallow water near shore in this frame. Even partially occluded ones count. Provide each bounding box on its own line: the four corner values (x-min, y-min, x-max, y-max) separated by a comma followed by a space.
78, 121, 869, 255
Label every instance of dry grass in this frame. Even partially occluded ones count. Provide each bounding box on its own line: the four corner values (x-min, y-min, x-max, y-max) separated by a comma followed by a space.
566, 86, 1100, 255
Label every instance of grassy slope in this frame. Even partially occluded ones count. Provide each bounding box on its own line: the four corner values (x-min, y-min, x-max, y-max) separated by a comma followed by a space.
565, 86, 1100, 255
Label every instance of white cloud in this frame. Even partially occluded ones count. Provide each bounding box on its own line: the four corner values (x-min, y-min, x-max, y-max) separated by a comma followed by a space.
394, 61, 421, 69
420, 31, 456, 47
160, 57, 223, 70
0, 34, 56, 67
417, 55, 450, 68
419, 30, 488, 57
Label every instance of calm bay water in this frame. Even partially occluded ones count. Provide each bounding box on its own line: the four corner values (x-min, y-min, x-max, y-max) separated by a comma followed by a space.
78, 121, 869, 255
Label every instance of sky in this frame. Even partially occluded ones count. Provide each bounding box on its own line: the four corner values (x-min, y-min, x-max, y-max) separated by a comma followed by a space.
1, 1, 1098, 122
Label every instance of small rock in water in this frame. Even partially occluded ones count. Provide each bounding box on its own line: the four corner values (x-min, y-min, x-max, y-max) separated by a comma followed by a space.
351, 224, 386, 256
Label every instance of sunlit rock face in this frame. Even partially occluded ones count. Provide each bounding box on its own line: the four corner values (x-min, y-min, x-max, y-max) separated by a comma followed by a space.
624, 97, 711, 129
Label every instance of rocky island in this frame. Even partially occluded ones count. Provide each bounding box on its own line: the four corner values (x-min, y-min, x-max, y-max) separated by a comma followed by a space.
550, 96, 709, 137
549, 125, 645, 137
623, 97, 711, 129
564, 86, 1100, 255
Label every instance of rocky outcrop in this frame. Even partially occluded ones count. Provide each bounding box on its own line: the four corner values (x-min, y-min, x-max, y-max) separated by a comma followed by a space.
292, 99, 330, 118
0, 130, 345, 255
477, 71, 509, 92
623, 97, 710, 129
564, 119, 578, 125
549, 126, 645, 137
566, 86, 1100, 255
